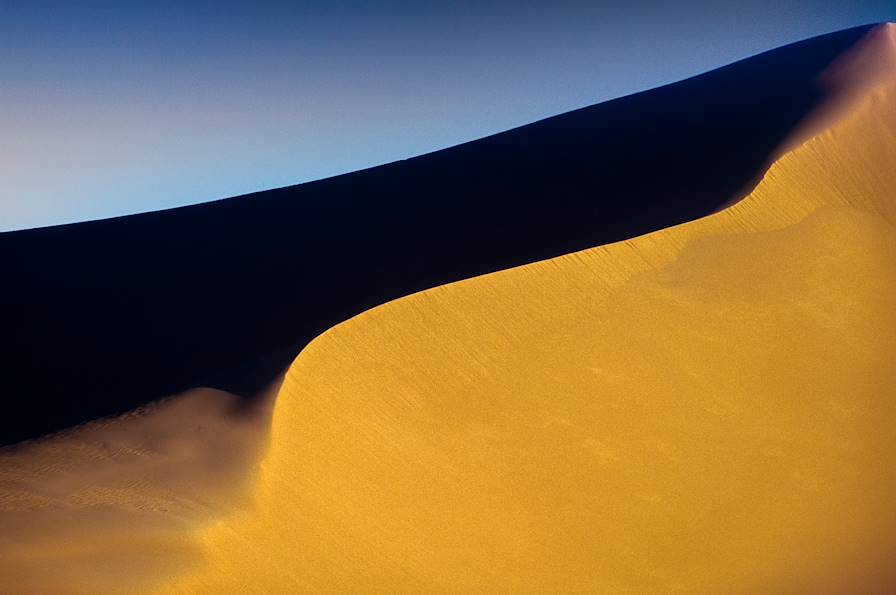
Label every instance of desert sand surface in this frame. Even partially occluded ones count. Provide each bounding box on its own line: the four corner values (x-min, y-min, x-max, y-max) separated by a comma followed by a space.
160, 24, 896, 594
1, 23, 894, 594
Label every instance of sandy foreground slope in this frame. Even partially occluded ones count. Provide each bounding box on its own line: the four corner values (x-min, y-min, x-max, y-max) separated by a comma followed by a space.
2, 24, 895, 594
0, 381, 280, 594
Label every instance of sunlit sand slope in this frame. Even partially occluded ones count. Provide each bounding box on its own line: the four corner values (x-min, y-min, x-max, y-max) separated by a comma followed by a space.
165, 25, 896, 594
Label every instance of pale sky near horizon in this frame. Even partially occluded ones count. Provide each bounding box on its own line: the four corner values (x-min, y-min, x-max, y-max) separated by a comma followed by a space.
1, 1, 893, 231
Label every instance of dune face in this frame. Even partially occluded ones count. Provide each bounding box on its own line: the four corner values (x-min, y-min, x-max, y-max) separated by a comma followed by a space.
160, 24, 896, 594
0, 25, 876, 446
1, 23, 895, 594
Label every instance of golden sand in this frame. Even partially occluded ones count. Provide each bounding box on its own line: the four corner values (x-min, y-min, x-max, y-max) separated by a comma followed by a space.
160, 26, 896, 594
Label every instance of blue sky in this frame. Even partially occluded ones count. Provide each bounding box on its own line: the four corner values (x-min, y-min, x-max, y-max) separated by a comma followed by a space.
1, 1, 893, 231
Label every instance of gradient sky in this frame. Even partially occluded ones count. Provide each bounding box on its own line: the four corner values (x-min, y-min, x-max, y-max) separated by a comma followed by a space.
2, 1, 893, 231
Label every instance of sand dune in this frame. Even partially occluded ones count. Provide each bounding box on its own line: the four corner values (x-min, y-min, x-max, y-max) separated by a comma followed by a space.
159, 23, 896, 593
0, 24, 875, 446
0, 23, 894, 594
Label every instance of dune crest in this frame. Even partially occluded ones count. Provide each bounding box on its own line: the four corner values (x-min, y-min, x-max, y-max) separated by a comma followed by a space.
782, 22, 896, 154
162, 24, 896, 594
0, 24, 876, 446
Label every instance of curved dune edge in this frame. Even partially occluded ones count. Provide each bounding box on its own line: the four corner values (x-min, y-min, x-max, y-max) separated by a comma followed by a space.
160, 28, 896, 594
0, 25, 876, 447
778, 22, 896, 155
715, 21, 896, 212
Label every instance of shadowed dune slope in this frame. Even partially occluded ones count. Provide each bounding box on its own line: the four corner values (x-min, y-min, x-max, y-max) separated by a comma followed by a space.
0, 24, 879, 445
159, 24, 896, 594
